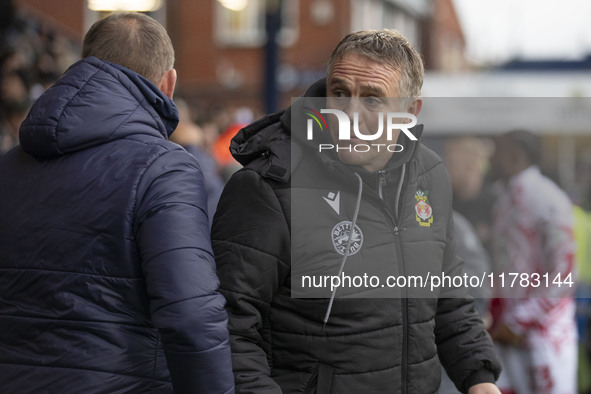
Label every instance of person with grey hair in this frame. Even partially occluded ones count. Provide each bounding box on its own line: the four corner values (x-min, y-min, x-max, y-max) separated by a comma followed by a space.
212, 29, 501, 393
0, 12, 233, 393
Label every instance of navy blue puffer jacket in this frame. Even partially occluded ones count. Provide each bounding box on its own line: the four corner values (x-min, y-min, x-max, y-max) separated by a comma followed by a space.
0, 57, 234, 393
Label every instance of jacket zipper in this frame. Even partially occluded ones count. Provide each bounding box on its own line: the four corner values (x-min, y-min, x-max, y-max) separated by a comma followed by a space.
378, 170, 387, 200
395, 232, 408, 394
378, 167, 409, 394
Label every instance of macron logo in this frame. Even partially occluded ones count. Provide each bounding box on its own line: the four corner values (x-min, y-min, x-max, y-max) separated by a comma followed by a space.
323, 191, 340, 215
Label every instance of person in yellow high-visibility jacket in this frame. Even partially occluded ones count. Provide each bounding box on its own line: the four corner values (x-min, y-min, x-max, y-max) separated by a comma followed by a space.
574, 205, 591, 394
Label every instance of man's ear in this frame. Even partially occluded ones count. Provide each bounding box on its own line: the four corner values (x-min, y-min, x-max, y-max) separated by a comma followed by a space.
158, 68, 177, 99
407, 98, 422, 116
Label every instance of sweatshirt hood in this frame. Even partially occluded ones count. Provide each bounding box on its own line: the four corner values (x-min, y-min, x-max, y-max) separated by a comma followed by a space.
19, 57, 178, 159
229, 78, 328, 174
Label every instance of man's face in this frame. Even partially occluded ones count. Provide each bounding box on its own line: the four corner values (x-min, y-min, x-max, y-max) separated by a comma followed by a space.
326, 53, 416, 173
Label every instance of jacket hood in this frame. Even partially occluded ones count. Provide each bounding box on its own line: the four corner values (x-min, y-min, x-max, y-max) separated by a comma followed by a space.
230, 78, 422, 181
229, 78, 326, 171
19, 57, 178, 159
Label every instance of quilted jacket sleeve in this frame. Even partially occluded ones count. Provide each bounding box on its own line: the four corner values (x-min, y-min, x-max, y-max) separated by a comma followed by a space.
211, 169, 291, 394
434, 175, 501, 393
134, 149, 234, 394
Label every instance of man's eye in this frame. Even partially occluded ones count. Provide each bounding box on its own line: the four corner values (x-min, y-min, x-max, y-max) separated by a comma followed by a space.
364, 97, 383, 109
328, 91, 348, 108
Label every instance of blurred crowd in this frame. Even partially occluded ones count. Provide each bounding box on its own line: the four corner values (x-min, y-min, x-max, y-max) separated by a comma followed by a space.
1, 3, 591, 393
0, 0, 78, 154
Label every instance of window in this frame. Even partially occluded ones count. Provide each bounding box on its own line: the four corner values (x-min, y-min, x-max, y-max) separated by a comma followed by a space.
214, 0, 298, 47
350, 0, 423, 49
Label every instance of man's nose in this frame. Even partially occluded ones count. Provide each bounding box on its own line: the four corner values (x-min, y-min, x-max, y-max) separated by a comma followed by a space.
343, 98, 362, 121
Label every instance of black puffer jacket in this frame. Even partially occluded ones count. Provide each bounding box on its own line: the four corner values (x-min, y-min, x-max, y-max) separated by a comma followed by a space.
212, 79, 500, 393
0, 57, 233, 393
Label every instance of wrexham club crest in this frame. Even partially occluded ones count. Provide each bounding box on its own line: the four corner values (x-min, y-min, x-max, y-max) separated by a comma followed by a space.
414, 189, 433, 227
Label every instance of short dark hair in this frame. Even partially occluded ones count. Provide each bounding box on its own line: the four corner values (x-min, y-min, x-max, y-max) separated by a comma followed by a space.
327, 29, 424, 97
504, 130, 541, 166
82, 12, 174, 85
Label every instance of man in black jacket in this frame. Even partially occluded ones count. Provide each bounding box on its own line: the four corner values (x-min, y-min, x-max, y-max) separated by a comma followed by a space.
212, 29, 500, 393
0, 12, 233, 393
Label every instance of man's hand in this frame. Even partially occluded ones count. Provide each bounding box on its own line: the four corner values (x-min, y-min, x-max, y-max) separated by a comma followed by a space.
468, 382, 502, 394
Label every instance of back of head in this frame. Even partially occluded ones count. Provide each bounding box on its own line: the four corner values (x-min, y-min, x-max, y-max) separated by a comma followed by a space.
327, 29, 424, 97
444, 137, 491, 200
503, 129, 541, 166
82, 12, 174, 85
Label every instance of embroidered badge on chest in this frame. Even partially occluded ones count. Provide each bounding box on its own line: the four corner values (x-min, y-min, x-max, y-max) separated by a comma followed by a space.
331, 221, 364, 256
414, 189, 434, 227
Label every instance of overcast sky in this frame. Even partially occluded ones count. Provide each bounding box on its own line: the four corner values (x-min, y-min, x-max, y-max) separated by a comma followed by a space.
452, 0, 591, 65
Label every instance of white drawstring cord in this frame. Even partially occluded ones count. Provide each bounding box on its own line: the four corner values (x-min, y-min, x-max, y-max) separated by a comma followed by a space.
322, 172, 363, 331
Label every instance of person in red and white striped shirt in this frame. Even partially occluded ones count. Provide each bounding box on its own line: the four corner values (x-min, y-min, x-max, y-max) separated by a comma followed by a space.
490, 130, 577, 394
